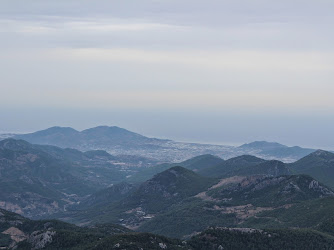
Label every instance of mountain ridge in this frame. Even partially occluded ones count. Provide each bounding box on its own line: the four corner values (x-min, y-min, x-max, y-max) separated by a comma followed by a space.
138, 173, 334, 238
289, 149, 334, 189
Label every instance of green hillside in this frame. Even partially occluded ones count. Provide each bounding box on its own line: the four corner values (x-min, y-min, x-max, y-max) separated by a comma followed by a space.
75, 182, 136, 210
139, 174, 334, 238
64, 166, 217, 228
289, 150, 334, 189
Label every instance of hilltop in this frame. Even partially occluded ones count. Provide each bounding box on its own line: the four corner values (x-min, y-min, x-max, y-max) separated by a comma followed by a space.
198, 155, 266, 177
289, 150, 334, 189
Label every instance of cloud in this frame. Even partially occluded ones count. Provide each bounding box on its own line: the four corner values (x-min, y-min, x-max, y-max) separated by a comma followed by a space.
0, 18, 184, 34
1, 1, 334, 109
11, 47, 333, 72
1, 47, 333, 100
1, 4, 334, 51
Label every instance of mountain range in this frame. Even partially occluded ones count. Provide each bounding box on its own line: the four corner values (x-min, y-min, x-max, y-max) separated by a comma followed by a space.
1, 135, 334, 246
66, 165, 334, 238
128, 149, 334, 190
2, 137, 334, 222
10, 126, 318, 162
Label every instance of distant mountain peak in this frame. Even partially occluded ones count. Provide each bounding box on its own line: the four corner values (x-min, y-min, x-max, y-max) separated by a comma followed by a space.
13, 125, 155, 150
48, 126, 78, 130
38, 126, 79, 133
83, 125, 125, 131
142, 166, 212, 194
239, 141, 287, 149
81, 126, 148, 139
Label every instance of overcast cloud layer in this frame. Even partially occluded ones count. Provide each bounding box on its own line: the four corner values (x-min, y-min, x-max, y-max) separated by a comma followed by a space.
1, 0, 334, 148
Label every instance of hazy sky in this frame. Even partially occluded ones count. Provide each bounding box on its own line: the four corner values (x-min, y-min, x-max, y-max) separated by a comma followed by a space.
1, 0, 334, 149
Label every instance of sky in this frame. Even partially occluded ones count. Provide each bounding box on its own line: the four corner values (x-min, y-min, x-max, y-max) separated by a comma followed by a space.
1, 0, 334, 149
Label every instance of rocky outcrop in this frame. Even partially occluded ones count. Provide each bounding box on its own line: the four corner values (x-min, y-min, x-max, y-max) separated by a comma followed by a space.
309, 180, 334, 196
28, 230, 56, 250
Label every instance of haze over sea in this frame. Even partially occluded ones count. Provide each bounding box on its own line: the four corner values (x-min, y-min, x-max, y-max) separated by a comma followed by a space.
1, 0, 333, 149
